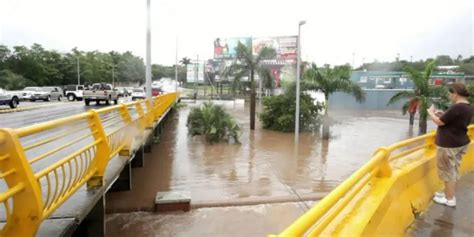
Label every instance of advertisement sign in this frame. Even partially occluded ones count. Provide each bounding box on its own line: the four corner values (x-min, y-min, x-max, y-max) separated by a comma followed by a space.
214, 37, 252, 59
186, 63, 205, 83
252, 36, 297, 62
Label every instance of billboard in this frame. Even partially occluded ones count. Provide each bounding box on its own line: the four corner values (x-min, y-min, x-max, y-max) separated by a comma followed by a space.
252, 36, 297, 62
186, 63, 205, 83
214, 37, 252, 59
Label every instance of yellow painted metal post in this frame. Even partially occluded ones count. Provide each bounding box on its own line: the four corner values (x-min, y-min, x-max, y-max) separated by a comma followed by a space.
374, 148, 392, 178
468, 125, 474, 140
135, 102, 146, 130
86, 110, 111, 189
119, 104, 133, 157
155, 96, 164, 119
144, 99, 154, 128
424, 131, 437, 157
153, 97, 161, 120
0, 128, 43, 237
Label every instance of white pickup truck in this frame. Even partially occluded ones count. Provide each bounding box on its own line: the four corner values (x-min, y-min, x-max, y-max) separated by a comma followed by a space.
83, 83, 119, 106
0, 88, 21, 109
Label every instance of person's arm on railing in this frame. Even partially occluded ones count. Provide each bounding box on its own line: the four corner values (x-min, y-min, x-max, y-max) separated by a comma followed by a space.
427, 105, 445, 126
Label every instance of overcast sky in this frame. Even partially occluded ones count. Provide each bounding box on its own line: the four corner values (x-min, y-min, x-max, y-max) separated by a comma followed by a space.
0, 0, 472, 66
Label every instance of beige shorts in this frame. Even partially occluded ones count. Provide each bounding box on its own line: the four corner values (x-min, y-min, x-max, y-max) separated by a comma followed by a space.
436, 145, 468, 182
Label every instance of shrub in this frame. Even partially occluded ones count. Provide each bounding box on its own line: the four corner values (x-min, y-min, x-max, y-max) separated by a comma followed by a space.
260, 92, 323, 132
187, 102, 241, 143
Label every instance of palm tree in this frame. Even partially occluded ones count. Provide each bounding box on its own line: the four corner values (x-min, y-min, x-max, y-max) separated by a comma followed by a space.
259, 68, 275, 96
388, 60, 449, 134
179, 57, 192, 66
232, 42, 276, 130
303, 63, 366, 138
221, 63, 246, 97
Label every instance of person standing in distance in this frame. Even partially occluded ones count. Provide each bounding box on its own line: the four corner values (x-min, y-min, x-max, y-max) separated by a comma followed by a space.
428, 82, 473, 207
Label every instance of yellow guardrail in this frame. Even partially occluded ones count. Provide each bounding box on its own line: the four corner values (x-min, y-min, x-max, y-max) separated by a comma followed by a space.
273, 125, 474, 237
0, 93, 177, 237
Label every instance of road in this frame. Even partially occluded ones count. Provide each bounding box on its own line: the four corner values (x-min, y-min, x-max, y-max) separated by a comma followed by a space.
0, 98, 131, 128
0, 96, 146, 236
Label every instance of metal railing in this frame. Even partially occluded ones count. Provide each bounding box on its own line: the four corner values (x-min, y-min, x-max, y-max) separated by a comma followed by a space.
0, 93, 177, 237
274, 125, 474, 236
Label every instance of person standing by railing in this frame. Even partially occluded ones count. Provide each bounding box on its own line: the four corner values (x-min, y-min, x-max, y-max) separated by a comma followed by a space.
427, 82, 473, 207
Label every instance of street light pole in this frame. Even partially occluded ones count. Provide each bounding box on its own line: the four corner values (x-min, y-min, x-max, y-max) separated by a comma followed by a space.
77, 57, 80, 85
112, 66, 115, 87
295, 20, 306, 144
145, 0, 152, 99
352, 52, 355, 68
175, 37, 178, 93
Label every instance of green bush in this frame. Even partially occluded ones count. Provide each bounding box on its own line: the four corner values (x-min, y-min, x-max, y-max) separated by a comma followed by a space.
468, 83, 474, 104
187, 102, 241, 143
260, 91, 323, 132
0, 70, 36, 90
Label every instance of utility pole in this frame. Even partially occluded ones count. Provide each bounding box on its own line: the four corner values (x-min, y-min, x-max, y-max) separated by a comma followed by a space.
175, 37, 178, 93
77, 57, 80, 85
352, 52, 355, 69
112, 66, 115, 87
145, 0, 152, 99
193, 55, 199, 99
295, 20, 306, 144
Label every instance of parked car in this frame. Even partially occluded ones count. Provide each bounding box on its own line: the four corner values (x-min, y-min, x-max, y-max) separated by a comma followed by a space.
83, 83, 119, 106
22, 87, 41, 101
126, 87, 135, 96
0, 88, 21, 109
115, 87, 127, 97
125, 87, 134, 96
152, 87, 162, 96
131, 88, 146, 100
32, 87, 63, 102
64, 85, 85, 101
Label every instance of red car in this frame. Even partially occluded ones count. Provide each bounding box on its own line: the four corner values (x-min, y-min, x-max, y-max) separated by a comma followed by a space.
152, 88, 162, 96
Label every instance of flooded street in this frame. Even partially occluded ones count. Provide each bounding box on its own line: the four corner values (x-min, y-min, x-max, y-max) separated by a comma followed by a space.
106, 100, 436, 236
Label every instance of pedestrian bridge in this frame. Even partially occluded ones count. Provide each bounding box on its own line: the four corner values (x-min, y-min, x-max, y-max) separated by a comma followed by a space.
0, 93, 473, 236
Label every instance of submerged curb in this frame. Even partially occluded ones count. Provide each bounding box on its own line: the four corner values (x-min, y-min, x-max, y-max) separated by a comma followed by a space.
191, 192, 328, 209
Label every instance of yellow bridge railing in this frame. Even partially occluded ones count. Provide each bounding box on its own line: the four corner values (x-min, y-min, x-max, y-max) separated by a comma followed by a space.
273, 125, 474, 237
0, 93, 177, 237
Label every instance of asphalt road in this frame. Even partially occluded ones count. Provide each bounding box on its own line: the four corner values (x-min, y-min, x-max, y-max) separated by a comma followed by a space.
0, 96, 140, 226
0, 98, 131, 128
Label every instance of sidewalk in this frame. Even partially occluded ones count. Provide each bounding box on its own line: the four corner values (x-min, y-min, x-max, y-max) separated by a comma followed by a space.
408, 172, 474, 237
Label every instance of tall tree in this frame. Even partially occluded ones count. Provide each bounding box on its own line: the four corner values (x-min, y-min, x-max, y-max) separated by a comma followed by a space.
388, 61, 449, 134
179, 57, 192, 66
233, 42, 276, 130
303, 63, 366, 138
435, 55, 454, 65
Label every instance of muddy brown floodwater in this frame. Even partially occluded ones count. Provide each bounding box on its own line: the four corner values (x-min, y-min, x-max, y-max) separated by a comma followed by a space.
105, 100, 436, 236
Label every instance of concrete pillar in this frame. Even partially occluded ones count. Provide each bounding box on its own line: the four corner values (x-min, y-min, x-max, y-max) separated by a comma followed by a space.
109, 161, 132, 192
72, 196, 105, 237
144, 131, 153, 153
131, 146, 145, 168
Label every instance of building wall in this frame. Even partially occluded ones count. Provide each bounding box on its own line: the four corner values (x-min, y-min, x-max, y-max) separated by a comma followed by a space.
351, 71, 414, 89
329, 89, 410, 110
350, 71, 465, 89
